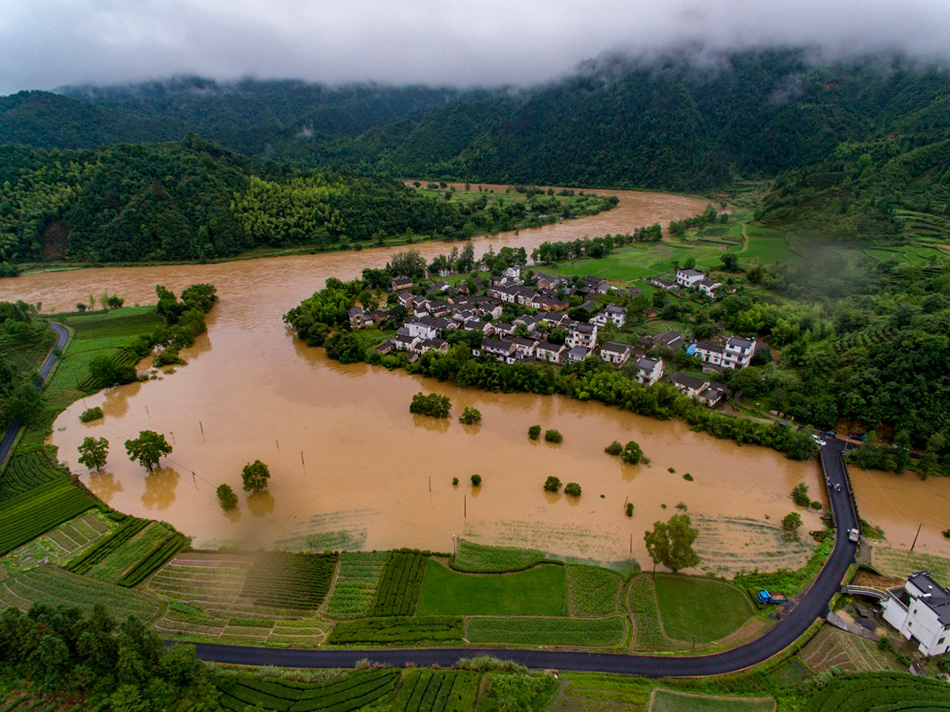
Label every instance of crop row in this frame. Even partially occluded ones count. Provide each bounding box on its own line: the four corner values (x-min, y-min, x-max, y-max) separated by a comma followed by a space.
450, 539, 545, 573
324, 551, 387, 619
66, 518, 149, 574
371, 550, 427, 616
117, 532, 186, 587
0, 449, 69, 501
566, 565, 623, 616
393, 670, 480, 712
219, 669, 400, 712
327, 616, 464, 645
466, 616, 625, 647
805, 673, 950, 711
0, 481, 96, 556
628, 574, 669, 652
240, 552, 338, 609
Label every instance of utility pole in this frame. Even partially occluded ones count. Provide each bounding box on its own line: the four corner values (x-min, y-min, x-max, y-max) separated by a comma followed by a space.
910, 523, 922, 552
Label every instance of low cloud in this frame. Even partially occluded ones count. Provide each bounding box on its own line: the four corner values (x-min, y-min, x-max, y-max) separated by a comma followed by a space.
1, 0, 949, 95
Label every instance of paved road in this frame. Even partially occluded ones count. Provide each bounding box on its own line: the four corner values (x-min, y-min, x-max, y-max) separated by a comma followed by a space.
0, 322, 69, 468
190, 439, 858, 676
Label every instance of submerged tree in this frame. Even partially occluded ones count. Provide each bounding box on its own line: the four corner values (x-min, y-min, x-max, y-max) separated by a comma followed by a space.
78, 436, 109, 472
241, 460, 271, 492
644, 514, 700, 573
216, 484, 238, 511
124, 430, 172, 472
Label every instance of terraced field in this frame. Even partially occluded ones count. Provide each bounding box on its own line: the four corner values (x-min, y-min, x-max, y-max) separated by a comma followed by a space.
0, 479, 96, 556
799, 626, 901, 673
217, 668, 402, 712
323, 551, 387, 619
391, 669, 481, 712
0, 566, 163, 622
148, 552, 332, 645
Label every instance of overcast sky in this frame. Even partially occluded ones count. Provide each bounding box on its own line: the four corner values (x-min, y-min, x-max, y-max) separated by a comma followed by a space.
1, 0, 949, 95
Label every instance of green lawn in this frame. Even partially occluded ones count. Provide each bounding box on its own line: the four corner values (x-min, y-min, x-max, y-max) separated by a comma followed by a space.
466, 616, 625, 647
416, 560, 568, 616
653, 574, 755, 643
651, 689, 774, 712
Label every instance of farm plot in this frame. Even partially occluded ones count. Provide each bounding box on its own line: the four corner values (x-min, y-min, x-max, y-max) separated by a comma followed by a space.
555, 672, 653, 710
0, 480, 96, 556
650, 689, 774, 712
241, 552, 337, 609
629, 574, 687, 652
566, 564, 623, 616
416, 560, 568, 616
391, 669, 480, 712
0, 449, 72, 500
690, 514, 815, 578
799, 626, 902, 673
323, 551, 386, 619
2, 510, 112, 576
451, 539, 546, 572
653, 574, 754, 643
372, 550, 427, 616
804, 671, 950, 711
0, 566, 162, 622
217, 668, 401, 712
871, 545, 950, 587
466, 616, 626, 647
327, 616, 464, 646
69, 519, 184, 586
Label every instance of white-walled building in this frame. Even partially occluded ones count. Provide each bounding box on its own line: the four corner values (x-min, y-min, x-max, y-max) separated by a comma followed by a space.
565, 322, 598, 350
676, 268, 705, 289
636, 357, 664, 385
600, 342, 632, 366
723, 336, 756, 370
883, 572, 950, 656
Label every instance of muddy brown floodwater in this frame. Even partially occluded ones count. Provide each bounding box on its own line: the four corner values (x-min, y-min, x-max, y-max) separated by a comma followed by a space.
4, 186, 946, 570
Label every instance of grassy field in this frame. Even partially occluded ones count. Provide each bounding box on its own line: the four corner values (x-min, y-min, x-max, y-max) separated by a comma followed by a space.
650, 689, 774, 712
450, 539, 546, 572
327, 616, 464, 646
466, 616, 626, 647
416, 560, 568, 616
0, 566, 163, 622
629, 574, 686, 652
653, 574, 755, 643
566, 564, 624, 616
554, 672, 654, 710
871, 545, 950, 587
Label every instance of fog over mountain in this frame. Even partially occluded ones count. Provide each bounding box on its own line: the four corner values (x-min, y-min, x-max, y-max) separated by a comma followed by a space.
1, 0, 949, 95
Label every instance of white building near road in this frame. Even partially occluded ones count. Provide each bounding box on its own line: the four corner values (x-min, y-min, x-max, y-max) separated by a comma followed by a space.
883, 572, 950, 657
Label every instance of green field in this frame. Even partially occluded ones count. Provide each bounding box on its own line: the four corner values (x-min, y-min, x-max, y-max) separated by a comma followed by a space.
804, 672, 950, 711
323, 550, 387, 619
566, 564, 624, 616
629, 574, 685, 652
416, 560, 568, 616
557, 672, 654, 709
372, 550, 427, 616
450, 539, 546, 572
466, 616, 626, 647
327, 616, 464, 646
391, 669, 480, 712
217, 668, 401, 712
651, 689, 774, 711
653, 574, 755, 642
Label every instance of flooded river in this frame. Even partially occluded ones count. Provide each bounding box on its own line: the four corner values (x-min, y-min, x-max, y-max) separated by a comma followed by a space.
2, 187, 946, 569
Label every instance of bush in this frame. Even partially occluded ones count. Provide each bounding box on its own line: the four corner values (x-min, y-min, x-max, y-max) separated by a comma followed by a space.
683, 473, 694, 481
459, 406, 482, 425
544, 429, 563, 444
452, 477, 459, 486
79, 407, 103, 423
604, 441, 623, 456
943, 529, 950, 539
792, 482, 810, 507
626, 503, 634, 517
471, 474, 482, 487
543, 476, 562, 493
528, 425, 541, 440
410, 392, 451, 418
564, 482, 581, 497
216, 484, 238, 511
620, 440, 644, 464
783, 512, 803, 532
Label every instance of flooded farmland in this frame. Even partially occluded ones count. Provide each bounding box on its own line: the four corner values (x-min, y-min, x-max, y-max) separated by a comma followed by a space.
2, 186, 946, 570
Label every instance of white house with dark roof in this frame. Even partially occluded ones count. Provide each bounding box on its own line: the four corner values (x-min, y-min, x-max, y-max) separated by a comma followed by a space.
566, 346, 591, 363
650, 276, 677, 291
723, 336, 756, 370
405, 318, 440, 341
535, 341, 565, 364
883, 572, 950, 656
676, 268, 705, 289
666, 373, 710, 399
694, 341, 725, 367
636, 357, 663, 385
565, 322, 598, 350
600, 341, 632, 366
698, 276, 722, 298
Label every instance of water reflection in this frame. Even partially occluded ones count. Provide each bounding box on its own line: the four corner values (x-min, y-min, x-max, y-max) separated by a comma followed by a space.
101, 381, 141, 418
412, 414, 450, 433
246, 490, 275, 517
142, 467, 180, 510
88, 471, 123, 504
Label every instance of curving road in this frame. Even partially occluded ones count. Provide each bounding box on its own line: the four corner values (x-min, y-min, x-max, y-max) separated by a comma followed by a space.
189, 439, 858, 676
0, 322, 69, 468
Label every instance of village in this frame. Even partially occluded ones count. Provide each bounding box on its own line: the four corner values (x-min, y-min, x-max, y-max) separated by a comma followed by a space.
347, 262, 757, 408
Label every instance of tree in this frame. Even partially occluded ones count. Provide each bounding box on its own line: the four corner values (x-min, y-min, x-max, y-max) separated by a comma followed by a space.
528, 425, 541, 440
471, 473, 482, 487
791, 482, 810, 507
543, 476, 562, 492
544, 429, 563, 443
409, 392, 451, 418
459, 406, 482, 425
216, 484, 238, 511
620, 440, 644, 465
241, 460, 271, 492
720, 254, 740, 271
604, 441, 623, 456
78, 437, 109, 471
644, 514, 700, 573
782, 512, 803, 533
564, 482, 582, 497
124, 431, 172, 471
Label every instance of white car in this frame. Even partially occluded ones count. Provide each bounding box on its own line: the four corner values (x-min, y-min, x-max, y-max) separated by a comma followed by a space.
811, 435, 826, 447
